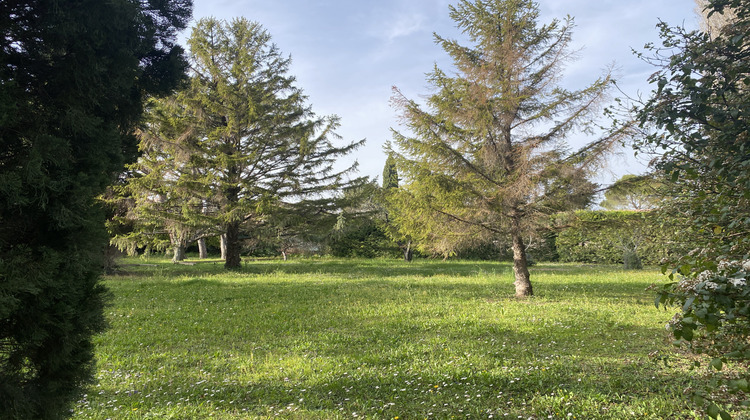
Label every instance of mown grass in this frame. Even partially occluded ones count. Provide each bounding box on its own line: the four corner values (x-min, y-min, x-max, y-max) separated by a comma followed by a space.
72, 258, 718, 419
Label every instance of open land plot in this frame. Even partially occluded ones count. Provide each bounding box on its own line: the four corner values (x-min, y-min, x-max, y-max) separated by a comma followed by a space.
72, 258, 714, 419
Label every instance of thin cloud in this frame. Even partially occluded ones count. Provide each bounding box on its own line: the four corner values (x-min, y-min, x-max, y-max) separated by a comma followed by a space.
381, 12, 428, 41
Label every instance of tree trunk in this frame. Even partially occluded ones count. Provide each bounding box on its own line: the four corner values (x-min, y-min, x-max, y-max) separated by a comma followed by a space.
281, 250, 287, 261
220, 234, 227, 260
403, 240, 413, 262
224, 222, 242, 269
172, 244, 186, 262
198, 238, 207, 259
511, 218, 533, 297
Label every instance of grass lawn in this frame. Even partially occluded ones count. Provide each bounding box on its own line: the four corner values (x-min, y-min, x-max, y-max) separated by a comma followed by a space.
72, 258, 716, 419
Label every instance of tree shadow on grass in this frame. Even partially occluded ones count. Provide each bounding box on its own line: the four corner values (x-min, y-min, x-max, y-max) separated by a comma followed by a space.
110, 259, 661, 301
105, 276, 677, 369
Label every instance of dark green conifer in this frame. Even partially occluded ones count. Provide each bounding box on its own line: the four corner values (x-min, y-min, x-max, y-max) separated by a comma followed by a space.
0, 1, 191, 418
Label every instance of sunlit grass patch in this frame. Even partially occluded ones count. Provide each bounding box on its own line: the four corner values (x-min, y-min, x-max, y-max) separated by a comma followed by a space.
72, 258, 713, 419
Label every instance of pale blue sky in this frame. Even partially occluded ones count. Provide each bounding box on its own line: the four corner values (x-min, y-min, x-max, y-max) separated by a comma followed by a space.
185, 0, 700, 185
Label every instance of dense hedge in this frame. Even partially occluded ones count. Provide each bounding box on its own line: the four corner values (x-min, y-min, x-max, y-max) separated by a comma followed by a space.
328, 220, 401, 258
553, 210, 692, 266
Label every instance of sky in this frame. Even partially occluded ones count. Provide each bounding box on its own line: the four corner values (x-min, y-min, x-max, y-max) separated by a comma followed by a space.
184, 0, 701, 186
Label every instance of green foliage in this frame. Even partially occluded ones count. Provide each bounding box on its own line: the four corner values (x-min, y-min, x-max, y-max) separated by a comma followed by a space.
329, 180, 400, 259
0, 0, 191, 418
623, 250, 644, 270
635, 1, 750, 264
186, 17, 365, 268
657, 259, 750, 415
632, 0, 750, 415
112, 17, 366, 267
382, 153, 399, 190
328, 219, 400, 258
110, 97, 218, 261
600, 174, 665, 210
388, 0, 624, 296
554, 210, 690, 266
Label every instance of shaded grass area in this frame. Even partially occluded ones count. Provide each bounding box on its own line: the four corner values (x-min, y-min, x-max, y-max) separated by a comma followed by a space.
74, 258, 710, 419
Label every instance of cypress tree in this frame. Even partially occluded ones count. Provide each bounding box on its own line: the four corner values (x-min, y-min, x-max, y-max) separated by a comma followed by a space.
0, 1, 191, 418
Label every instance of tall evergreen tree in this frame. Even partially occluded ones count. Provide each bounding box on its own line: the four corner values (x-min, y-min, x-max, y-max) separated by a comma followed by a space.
382, 154, 400, 190
389, 0, 626, 296
380, 155, 416, 261
183, 18, 364, 269
0, 0, 191, 418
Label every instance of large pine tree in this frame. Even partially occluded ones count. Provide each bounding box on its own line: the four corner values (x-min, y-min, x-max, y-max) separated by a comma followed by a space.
0, 0, 191, 418
182, 18, 364, 268
389, 0, 626, 296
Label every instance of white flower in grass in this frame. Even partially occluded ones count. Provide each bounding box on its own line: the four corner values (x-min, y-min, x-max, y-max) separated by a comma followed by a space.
742, 260, 750, 272
705, 281, 719, 290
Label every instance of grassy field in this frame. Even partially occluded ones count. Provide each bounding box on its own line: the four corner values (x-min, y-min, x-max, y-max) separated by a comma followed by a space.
71, 258, 715, 419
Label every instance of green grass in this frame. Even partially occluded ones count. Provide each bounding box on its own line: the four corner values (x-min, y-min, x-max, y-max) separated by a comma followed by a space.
72, 258, 713, 419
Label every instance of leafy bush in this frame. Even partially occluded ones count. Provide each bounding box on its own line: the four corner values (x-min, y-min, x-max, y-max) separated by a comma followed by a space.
657, 259, 750, 416
623, 250, 643, 270
328, 221, 401, 258
554, 210, 691, 266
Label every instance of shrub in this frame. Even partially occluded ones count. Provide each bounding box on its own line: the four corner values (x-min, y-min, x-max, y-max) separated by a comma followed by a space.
328, 221, 401, 258
657, 259, 750, 414
554, 210, 692, 266
623, 250, 643, 270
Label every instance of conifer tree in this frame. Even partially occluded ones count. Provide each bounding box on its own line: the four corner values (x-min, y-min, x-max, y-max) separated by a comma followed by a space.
389, 0, 626, 296
183, 18, 364, 269
111, 97, 218, 261
380, 155, 416, 261
382, 154, 400, 190
0, 0, 191, 418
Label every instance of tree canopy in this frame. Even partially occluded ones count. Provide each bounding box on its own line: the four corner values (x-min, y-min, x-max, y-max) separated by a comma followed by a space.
599, 174, 664, 210
635, 0, 750, 268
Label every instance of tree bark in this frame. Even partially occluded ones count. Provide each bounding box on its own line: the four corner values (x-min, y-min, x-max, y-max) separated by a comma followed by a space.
224, 221, 242, 269
198, 238, 207, 259
220, 234, 227, 260
172, 244, 186, 262
511, 217, 533, 297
